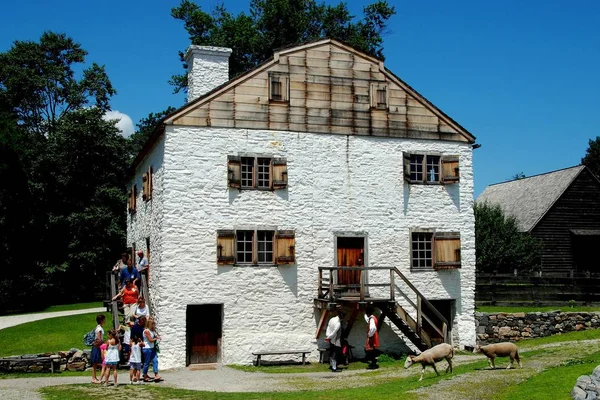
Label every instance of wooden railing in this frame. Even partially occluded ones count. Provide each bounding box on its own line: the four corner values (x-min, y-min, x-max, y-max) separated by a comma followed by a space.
317, 266, 450, 344
105, 269, 151, 330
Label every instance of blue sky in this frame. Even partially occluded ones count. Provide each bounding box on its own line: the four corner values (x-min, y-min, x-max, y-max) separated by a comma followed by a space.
2, 0, 599, 196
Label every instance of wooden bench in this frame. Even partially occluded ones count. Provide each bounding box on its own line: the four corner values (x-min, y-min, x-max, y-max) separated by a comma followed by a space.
318, 345, 354, 364
252, 350, 312, 366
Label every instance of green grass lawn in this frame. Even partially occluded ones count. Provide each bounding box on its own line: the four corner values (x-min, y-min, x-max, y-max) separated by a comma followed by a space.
0, 312, 109, 357
476, 305, 600, 313
2, 302, 104, 316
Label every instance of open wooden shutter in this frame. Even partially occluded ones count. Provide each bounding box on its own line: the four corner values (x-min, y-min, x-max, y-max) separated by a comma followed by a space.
275, 230, 295, 265
441, 156, 460, 184
403, 153, 411, 183
272, 158, 288, 189
370, 82, 388, 109
434, 232, 461, 269
128, 186, 137, 214
227, 156, 241, 188
216, 230, 236, 265
142, 166, 153, 201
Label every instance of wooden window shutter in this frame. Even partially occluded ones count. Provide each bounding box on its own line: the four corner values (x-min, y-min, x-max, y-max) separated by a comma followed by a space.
441, 156, 460, 184
403, 152, 411, 183
129, 186, 137, 214
227, 156, 241, 188
216, 230, 236, 265
272, 158, 288, 189
433, 232, 461, 269
275, 230, 295, 265
142, 173, 148, 201
370, 83, 378, 108
370, 82, 388, 109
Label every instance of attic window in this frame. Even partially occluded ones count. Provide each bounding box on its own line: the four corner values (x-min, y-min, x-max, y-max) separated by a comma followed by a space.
269, 72, 289, 102
403, 153, 460, 184
370, 82, 388, 109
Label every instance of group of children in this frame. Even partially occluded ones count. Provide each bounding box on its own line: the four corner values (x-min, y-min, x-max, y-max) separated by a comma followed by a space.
90, 313, 160, 386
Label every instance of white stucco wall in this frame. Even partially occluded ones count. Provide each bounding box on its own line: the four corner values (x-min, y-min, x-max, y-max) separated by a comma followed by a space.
127, 126, 476, 369
127, 135, 165, 314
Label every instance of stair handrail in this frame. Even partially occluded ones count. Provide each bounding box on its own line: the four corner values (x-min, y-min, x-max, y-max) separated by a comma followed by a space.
140, 270, 151, 315
109, 272, 120, 329
391, 267, 451, 342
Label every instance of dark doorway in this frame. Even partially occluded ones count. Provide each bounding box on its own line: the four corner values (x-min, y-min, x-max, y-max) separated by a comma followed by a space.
572, 234, 600, 275
186, 304, 222, 365
336, 236, 366, 296
423, 299, 455, 345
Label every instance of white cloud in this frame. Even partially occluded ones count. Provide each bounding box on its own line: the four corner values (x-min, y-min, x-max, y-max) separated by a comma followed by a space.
103, 110, 135, 138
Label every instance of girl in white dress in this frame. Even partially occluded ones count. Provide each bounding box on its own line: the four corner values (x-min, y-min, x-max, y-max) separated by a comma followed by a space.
102, 329, 121, 386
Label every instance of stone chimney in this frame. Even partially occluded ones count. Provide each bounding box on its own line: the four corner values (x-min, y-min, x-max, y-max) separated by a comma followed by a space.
184, 45, 232, 103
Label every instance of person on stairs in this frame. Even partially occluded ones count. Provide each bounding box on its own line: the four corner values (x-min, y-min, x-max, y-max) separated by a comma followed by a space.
112, 278, 139, 324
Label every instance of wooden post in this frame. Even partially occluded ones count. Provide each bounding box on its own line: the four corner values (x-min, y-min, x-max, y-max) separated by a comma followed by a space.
329, 269, 334, 302
442, 322, 448, 344
109, 273, 119, 329
315, 309, 330, 339
416, 296, 422, 335
390, 269, 395, 301
359, 268, 365, 302
318, 268, 323, 298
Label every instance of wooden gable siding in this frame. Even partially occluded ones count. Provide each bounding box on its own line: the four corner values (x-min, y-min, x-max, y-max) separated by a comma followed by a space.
532, 169, 600, 276
172, 43, 467, 142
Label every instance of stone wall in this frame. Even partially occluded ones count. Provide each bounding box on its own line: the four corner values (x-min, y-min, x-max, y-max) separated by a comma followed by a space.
475, 311, 600, 343
128, 124, 477, 369
0, 349, 89, 373
572, 365, 600, 400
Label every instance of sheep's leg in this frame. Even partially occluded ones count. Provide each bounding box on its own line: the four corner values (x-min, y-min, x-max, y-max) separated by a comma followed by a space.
432, 363, 439, 376
445, 357, 453, 373
419, 366, 425, 381
516, 353, 523, 368
489, 357, 496, 369
506, 357, 514, 370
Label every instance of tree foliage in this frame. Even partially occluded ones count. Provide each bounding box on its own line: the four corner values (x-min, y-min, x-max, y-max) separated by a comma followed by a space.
474, 202, 543, 274
170, 0, 396, 92
582, 136, 600, 179
0, 32, 115, 135
0, 33, 126, 312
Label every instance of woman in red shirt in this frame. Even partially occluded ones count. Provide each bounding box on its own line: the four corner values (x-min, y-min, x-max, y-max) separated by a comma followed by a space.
112, 279, 139, 323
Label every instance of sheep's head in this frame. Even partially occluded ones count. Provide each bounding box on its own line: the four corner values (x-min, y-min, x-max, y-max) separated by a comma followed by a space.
473, 345, 482, 354
404, 355, 415, 369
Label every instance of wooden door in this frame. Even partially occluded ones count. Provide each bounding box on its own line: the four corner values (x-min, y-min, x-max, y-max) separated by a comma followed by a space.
187, 304, 222, 365
336, 237, 365, 295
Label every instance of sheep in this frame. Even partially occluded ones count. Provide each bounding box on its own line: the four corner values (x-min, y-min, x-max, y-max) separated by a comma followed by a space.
403, 343, 454, 381
473, 342, 522, 369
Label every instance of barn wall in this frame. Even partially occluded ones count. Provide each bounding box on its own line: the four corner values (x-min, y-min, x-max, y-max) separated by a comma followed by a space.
144, 125, 476, 369
532, 169, 600, 276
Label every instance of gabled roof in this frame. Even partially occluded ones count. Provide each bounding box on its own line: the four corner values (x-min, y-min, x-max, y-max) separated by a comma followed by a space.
132, 38, 476, 173
476, 165, 586, 232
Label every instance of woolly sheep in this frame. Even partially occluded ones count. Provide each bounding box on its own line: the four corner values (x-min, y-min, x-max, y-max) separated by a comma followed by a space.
473, 342, 522, 369
404, 343, 454, 381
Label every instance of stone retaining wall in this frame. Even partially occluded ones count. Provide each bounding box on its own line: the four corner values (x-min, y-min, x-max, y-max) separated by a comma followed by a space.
0, 349, 89, 373
572, 366, 600, 399
475, 311, 600, 343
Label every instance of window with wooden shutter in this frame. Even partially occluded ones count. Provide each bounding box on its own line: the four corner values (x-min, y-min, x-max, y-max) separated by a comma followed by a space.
434, 232, 461, 270
142, 166, 153, 201
272, 158, 288, 189
403, 153, 411, 183
217, 230, 236, 265
227, 156, 241, 188
275, 230, 296, 265
370, 82, 388, 110
269, 72, 289, 102
441, 156, 460, 184
128, 185, 137, 214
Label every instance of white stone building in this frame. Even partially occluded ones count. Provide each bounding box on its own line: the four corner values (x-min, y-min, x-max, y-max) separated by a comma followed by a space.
127, 39, 477, 369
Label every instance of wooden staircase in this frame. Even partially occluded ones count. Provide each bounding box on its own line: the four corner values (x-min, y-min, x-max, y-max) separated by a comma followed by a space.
315, 267, 449, 352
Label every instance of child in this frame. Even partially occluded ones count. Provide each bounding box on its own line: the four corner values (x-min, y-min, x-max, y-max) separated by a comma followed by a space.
99, 342, 108, 384
129, 335, 144, 384
90, 314, 105, 384
119, 316, 135, 365
102, 329, 121, 386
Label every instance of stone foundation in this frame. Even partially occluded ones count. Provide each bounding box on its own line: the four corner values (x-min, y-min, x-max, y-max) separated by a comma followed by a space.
475, 311, 600, 343
572, 366, 600, 400
0, 349, 89, 373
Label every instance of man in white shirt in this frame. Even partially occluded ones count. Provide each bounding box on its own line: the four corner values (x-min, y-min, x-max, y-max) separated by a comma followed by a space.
137, 250, 149, 273
325, 309, 345, 372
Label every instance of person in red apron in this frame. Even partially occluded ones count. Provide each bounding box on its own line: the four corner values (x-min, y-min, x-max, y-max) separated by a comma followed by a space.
364, 305, 380, 369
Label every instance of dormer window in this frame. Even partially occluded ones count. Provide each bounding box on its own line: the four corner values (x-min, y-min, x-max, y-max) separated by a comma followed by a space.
269, 72, 289, 102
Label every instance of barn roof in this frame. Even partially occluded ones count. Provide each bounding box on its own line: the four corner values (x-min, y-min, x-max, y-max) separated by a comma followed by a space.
476, 165, 585, 232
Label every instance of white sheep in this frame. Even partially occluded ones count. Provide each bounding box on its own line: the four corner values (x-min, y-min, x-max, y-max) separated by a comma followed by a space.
404, 343, 454, 381
473, 342, 522, 369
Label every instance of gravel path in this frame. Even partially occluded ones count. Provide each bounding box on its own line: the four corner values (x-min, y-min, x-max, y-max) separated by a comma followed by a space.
0, 308, 106, 331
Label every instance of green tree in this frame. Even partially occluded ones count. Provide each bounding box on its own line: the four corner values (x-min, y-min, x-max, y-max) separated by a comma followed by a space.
582, 136, 600, 179
510, 172, 526, 180
0, 31, 115, 134
474, 202, 542, 274
128, 106, 176, 159
0, 32, 126, 311
170, 0, 396, 92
